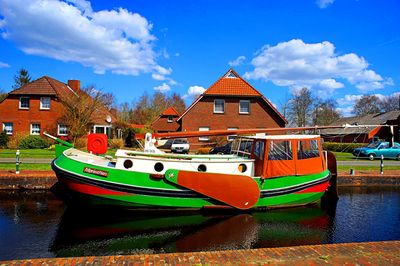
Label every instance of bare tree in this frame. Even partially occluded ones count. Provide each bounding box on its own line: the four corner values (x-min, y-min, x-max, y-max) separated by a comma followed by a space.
312, 99, 341, 126
59, 86, 113, 144
13, 68, 32, 89
352, 95, 381, 116
379, 94, 400, 112
288, 88, 314, 127
169, 92, 186, 114
0, 89, 6, 102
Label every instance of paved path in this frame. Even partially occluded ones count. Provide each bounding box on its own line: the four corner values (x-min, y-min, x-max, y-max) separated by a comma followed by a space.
1, 241, 399, 265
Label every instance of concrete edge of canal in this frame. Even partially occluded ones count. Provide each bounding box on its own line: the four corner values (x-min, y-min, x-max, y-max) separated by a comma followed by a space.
1, 170, 400, 189
1, 241, 399, 265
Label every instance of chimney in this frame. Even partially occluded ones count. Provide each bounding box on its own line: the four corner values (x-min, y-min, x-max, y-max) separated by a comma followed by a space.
68, 80, 80, 92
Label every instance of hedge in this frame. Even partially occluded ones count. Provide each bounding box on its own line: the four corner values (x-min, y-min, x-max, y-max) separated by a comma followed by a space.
19, 135, 51, 149
322, 142, 368, 153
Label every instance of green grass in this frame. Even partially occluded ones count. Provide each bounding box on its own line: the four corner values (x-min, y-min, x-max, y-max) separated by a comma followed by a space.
0, 163, 51, 170
332, 151, 356, 161
0, 149, 55, 158
338, 165, 400, 171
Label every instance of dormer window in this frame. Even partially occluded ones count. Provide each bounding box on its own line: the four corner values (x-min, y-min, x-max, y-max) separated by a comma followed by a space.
214, 99, 225, 113
167, 116, 173, 123
40, 97, 51, 110
19, 97, 30, 109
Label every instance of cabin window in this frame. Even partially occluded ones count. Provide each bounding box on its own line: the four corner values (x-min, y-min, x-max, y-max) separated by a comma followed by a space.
199, 127, 210, 141
167, 116, 173, 123
58, 124, 68, 136
214, 99, 225, 113
239, 100, 250, 114
268, 140, 292, 160
253, 140, 265, 159
297, 139, 320, 159
19, 97, 30, 109
30, 123, 40, 135
3, 122, 13, 135
40, 97, 51, 110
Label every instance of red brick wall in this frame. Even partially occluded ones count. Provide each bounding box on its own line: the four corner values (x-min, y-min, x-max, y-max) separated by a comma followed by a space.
181, 96, 285, 148
152, 116, 180, 133
0, 95, 66, 137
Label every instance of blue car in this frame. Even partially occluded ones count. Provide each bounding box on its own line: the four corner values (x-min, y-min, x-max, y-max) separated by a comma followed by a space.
352, 141, 400, 160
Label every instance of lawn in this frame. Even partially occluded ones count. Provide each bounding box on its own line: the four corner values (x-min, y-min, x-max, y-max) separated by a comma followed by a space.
0, 163, 51, 171
337, 165, 400, 172
0, 149, 55, 158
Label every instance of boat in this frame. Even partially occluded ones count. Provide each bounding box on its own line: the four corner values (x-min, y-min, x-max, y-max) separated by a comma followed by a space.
46, 128, 338, 211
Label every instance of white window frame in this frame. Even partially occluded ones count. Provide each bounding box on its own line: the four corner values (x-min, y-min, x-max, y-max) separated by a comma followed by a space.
239, 100, 250, 114
2, 122, 13, 135
167, 116, 173, 123
199, 127, 210, 141
227, 127, 238, 141
214, 99, 225, 114
57, 124, 68, 136
19, 97, 30, 109
40, 97, 51, 110
94, 125, 112, 138
30, 123, 40, 135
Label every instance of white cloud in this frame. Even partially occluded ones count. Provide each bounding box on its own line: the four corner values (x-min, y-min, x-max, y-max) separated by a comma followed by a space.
0, 0, 170, 77
183, 85, 206, 99
154, 83, 171, 92
316, 0, 335, 9
0, 61, 10, 68
244, 39, 392, 94
228, 55, 246, 67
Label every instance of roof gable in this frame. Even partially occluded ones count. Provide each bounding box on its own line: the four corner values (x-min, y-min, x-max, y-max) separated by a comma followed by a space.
162, 107, 180, 116
203, 69, 262, 96
8, 76, 75, 96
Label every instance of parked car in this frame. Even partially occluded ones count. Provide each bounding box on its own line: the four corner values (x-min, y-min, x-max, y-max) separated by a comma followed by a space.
171, 139, 190, 154
352, 141, 400, 160
209, 142, 232, 154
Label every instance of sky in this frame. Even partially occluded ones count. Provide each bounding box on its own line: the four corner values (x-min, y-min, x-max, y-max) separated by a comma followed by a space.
0, 0, 399, 116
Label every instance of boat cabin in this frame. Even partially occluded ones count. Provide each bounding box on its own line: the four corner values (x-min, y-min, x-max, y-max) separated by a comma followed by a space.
242, 135, 327, 179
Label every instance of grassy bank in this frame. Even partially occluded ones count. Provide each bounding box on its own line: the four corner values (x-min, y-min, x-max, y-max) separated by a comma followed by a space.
0, 163, 51, 170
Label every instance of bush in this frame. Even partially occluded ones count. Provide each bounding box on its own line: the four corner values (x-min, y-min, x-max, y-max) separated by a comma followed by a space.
74, 137, 88, 149
7, 132, 28, 149
196, 147, 212, 154
322, 142, 368, 153
0, 131, 9, 148
19, 135, 50, 149
109, 138, 124, 149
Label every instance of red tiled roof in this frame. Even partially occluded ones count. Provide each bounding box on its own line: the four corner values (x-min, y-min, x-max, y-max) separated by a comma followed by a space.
203, 69, 262, 96
9, 76, 75, 96
162, 107, 180, 116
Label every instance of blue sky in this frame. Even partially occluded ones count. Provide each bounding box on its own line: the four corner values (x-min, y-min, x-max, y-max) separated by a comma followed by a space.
0, 0, 399, 116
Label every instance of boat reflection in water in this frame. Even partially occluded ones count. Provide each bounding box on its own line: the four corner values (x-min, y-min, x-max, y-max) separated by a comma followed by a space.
50, 203, 336, 257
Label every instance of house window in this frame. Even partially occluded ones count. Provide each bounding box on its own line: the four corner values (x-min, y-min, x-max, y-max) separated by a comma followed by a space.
167, 116, 173, 123
199, 127, 210, 141
30, 123, 40, 135
58, 124, 68, 136
239, 100, 250, 114
3, 122, 13, 135
94, 125, 112, 138
40, 97, 51, 110
227, 127, 238, 141
19, 97, 30, 109
214, 99, 225, 113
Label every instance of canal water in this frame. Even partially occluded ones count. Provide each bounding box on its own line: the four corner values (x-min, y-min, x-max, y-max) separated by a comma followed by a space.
0, 187, 399, 261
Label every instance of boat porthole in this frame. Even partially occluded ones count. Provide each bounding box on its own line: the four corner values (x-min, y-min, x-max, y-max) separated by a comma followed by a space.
154, 162, 164, 172
238, 163, 247, 173
197, 164, 207, 172
123, 159, 133, 169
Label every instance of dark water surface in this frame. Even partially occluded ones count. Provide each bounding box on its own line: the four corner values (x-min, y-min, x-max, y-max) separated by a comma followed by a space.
0, 187, 399, 260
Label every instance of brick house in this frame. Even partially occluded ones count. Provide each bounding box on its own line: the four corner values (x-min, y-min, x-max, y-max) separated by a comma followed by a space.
0, 76, 117, 139
177, 69, 287, 146
151, 107, 181, 133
